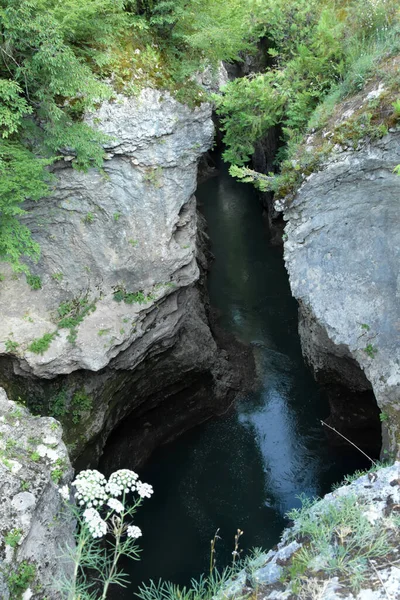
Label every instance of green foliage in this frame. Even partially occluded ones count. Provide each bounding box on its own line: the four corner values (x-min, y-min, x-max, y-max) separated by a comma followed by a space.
28, 332, 57, 354
82, 212, 95, 224
50, 388, 68, 419
217, 0, 400, 183
56, 296, 96, 344
286, 494, 392, 591
379, 411, 389, 422
71, 389, 92, 424
5, 528, 22, 548
0, 141, 52, 272
51, 272, 64, 282
26, 274, 42, 290
5, 338, 19, 353
364, 343, 378, 358
7, 561, 36, 599
113, 285, 154, 304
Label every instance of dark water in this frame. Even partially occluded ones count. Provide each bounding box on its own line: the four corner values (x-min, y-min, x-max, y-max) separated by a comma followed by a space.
109, 160, 370, 598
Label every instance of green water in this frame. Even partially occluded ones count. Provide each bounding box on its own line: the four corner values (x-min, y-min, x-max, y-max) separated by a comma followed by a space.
107, 160, 371, 597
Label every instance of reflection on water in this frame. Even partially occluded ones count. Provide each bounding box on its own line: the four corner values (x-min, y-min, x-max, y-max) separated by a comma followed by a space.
108, 159, 369, 598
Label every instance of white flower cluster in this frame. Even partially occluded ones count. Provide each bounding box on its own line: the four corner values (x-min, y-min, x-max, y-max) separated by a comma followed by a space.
127, 525, 142, 539
73, 469, 108, 508
83, 507, 108, 538
106, 469, 139, 496
136, 481, 153, 499
107, 498, 124, 514
61, 468, 153, 540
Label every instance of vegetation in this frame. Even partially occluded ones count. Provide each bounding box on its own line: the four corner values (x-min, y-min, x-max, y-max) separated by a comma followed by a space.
7, 561, 36, 599
113, 285, 154, 304
285, 493, 394, 593
215, 0, 400, 195
28, 331, 57, 354
0, 0, 258, 272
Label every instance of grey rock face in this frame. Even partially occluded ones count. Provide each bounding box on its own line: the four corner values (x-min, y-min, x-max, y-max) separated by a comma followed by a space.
0, 88, 240, 461
0, 387, 73, 600
280, 133, 400, 454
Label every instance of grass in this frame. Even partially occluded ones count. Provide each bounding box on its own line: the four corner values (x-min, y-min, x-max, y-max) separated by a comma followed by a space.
285, 493, 393, 593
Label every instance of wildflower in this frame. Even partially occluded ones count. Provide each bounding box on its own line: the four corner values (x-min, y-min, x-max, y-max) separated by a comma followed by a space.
73, 469, 108, 509
58, 485, 69, 500
83, 507, 108, 539
136, 481, 153, 498
106, 469, 139, 496
107, 498, 125, 514
127, 525, 142, 539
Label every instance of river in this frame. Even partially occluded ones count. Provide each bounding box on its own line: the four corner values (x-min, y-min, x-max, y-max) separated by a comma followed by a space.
108, 158, 370, 598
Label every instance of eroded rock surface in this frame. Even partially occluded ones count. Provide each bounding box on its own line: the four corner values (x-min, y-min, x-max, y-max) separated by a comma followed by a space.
0, 387, 73, 600
280, 131, 400, 454
0, 88, 241, 461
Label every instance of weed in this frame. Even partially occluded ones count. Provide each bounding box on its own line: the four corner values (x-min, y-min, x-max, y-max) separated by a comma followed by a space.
20, 481, 30, 491
26, 274, 42, 290
7, 561, 36, 599
82, 212, 95, 224
51, 272, 64, 282
360, 323, 370, 331
0, 273, 4, 281
364, 343, 378, 358
379, 411, 389, 422
392, 99, 400, 118
71, 389, 92, 424
128, 239, 138, 247
51, 468, 63, 483
98, 328, 111, 336
50, 389, 67, 419
113, 285, 154, 305
5, 338, 19, 353
30, 451, 40, 462
28, 332, 57, 354
5, 528, 22, 548
113, 212, 121, 221
23, 313, 34, 323
56, 295, 96, 345
143, 167, 163, 188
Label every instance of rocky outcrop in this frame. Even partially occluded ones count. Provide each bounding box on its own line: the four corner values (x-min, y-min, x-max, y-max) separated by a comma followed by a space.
279, 126, 400, 457
218, 462, 400, 600
0, 387, 73, 600
0, 88, 241, 462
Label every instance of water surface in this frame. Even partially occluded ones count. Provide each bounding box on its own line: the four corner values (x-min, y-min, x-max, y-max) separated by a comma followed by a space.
109, 159, 369, 597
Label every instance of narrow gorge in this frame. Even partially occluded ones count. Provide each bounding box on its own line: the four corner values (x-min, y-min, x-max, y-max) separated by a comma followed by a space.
0, 1, 400, 599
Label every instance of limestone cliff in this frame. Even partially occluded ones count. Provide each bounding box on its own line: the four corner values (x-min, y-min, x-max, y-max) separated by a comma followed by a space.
0, 88, 240, 462
0, 387, 73, 600
278, 82, 400, 457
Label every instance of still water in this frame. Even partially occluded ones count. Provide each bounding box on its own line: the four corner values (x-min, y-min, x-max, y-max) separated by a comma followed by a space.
109, 159, 369, 597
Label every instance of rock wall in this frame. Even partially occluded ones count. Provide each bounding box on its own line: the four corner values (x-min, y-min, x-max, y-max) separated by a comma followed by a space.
0, 88, 241, 462
0, 387, 73, 600
279, 128, 400, 457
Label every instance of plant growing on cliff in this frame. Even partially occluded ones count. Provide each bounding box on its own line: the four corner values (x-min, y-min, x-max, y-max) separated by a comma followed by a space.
57, 468, 153, 599
28, 331, 58, 354
285, 494, 392, 592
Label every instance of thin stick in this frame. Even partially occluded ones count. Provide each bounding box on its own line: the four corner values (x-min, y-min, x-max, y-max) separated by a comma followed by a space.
321, 420, 377, 466
369, 560, 394, 600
